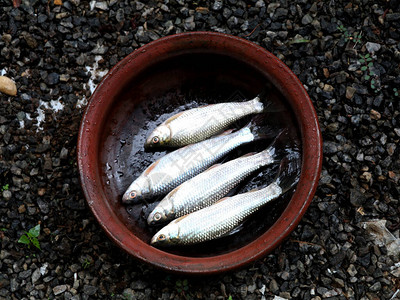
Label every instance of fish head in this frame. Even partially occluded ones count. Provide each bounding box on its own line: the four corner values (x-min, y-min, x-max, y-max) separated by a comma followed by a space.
150, 222, 180, 246
145, 125, 171, 148
121, 178, 150, 204
147, 199, 174, 226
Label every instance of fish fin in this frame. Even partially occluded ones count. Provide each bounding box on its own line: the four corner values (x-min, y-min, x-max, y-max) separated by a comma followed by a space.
172, 213, 190, 223
214, 196, 230, 204
205, 163, 223, 171
163, 111, 185, 125
217, 129, 235, 137
245, 115, 279, 141
275, 151, 301, 193
165, 184, 182, 199
143, 159, 161, 176
223, 223, 245, 237
260, 128, 292, 164
254, 88, 286, 113
240, 152, 257, 158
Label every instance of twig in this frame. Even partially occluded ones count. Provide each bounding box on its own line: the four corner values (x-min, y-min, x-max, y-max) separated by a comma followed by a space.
289, 239, 326, 251
244, 24, 260, 38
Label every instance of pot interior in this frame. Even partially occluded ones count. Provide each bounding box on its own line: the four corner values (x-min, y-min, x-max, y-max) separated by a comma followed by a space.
98, 53, 301, 257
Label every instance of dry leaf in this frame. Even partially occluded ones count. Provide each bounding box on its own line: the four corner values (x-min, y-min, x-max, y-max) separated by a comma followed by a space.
54, 0, 62, 5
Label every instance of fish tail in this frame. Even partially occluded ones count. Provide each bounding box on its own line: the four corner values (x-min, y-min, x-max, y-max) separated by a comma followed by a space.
245, 115, 278, 141
275, 150, 301, 193
253, 88, 286, 113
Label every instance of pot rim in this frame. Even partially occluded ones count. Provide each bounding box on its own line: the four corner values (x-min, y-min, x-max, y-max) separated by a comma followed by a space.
77, 31, 323, 275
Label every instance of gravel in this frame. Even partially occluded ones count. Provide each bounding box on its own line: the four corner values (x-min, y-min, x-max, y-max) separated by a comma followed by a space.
1, 0, 400, 299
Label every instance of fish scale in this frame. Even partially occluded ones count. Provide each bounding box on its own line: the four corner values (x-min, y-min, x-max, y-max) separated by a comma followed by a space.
145, 97, 265, 148
122, 123, 262, 204
147, 147, 276, 224
168, 100, 262, 146
151, 182, 283, 246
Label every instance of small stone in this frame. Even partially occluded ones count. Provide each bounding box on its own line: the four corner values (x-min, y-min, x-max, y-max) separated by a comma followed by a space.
184, 16, 195, 30
212, 0, 223, 11
131, 280, 148, 290
323, 84, 334, 92
46, 73, 60, 86
302, 14, 313, 25
23, 33, 38, 48
386, 13, 400, 21
347, 264, 357, 277
122, 288, 135, 300
60, 74, 70, 82
38, 188, 46, 196
95, 1, 108, 10
360, 171, 372, 182
83, 285, 97, 295
323, 141, 338, 154
10, 278, 19, 292
53, 285, 67, 295
274, 8, 288, 18
18, 205, 26, 213
370, 109, 381, 120
350, 189, 366, 206
323, 68, 330, 78
269, 279, 279, 293
387, 143, 396, 156
239, 284, 247, 298
391, 267, 400, 278
366, 42, 381, 53
267, 3, 280, 14
32, 268, 41, 284
0, 76, 17, 96
56, 12, 69, 19
346, 86, 356, 99
135, 1, 145, 10
2, 190, 12, 200
92, 43, 108, 55
369, 282, 381, 292
19, 270, 32, 279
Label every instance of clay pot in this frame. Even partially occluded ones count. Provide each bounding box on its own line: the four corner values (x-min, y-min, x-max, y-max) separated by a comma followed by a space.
77, 32, 322, 275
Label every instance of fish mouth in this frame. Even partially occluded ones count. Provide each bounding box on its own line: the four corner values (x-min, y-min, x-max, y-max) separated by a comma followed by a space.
150, 235, 158, 245
121, 193, 131, 204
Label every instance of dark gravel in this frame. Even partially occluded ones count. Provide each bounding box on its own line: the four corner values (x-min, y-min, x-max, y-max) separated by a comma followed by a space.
1, 0, 400, 299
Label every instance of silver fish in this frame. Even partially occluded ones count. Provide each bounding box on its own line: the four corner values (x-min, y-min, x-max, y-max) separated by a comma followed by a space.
150, 152, 300, 246
147, 146, 280, 225
122, 120, 271, 204
145, 95, 267, 148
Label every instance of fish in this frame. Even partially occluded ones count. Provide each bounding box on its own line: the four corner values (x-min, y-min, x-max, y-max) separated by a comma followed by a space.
147, 131, 289, 225
144, 92, 274, 148
122, 118, 274, 204
150, 151, 301, 247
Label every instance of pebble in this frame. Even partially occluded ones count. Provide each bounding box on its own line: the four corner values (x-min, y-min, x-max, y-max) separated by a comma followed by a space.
366, 42, 381, 53
2, 190, 12, 200
53, 285, 67, 295
46, 73, 60, 86
302, 14, 313, 25
31, 269, 41, 284
83, 285, 97, 295
0, 76, 17, 96
212, 0, 223, 11
346, 86, 356, 99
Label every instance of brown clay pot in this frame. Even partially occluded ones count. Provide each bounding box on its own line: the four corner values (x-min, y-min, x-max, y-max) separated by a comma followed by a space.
77, 32, 322, 275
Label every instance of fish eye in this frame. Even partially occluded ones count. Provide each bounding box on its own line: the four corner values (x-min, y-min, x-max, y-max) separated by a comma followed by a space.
129, 191, 137, 199
157, 234, 166, 241
154, 212, 162, 221
152, 136, 160, 144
